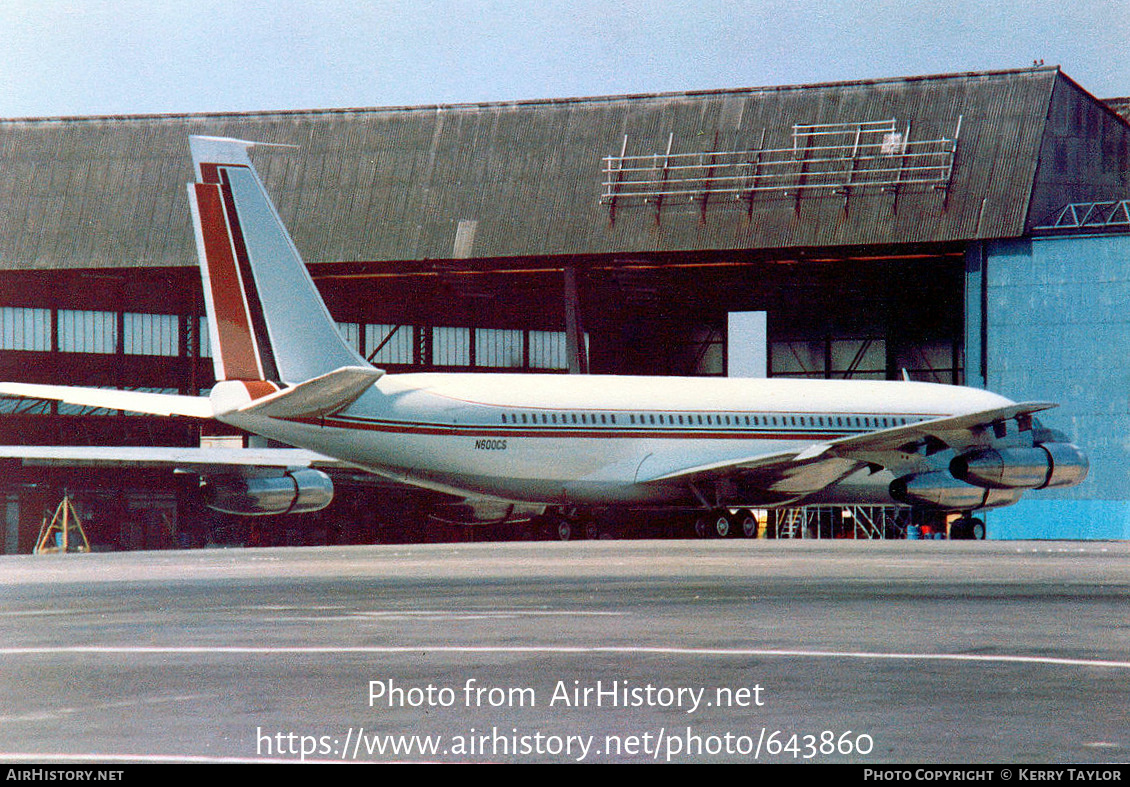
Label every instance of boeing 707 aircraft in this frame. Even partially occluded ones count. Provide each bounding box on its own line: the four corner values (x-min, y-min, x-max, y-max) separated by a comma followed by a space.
0, 136, 1088, 538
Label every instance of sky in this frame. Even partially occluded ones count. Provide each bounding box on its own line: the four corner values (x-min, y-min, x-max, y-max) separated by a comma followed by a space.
0, 0, 1127, 119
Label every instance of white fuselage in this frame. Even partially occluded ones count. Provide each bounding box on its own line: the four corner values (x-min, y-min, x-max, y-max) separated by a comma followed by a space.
220, 373, 1013, 509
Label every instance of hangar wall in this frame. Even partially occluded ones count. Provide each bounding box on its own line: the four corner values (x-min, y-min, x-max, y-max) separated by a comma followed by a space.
974, 232, 1130, 539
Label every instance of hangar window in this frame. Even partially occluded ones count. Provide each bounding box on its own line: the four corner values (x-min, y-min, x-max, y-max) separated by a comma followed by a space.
58, 310, 117, 354
198, 318, 212, 358
432, 326, 470, 366
0, 307, 50, 351
366, 324, 414, 364
528, 330, 589, 370
477, 328, 524, 368
124, 313, 179, 356
528, 330, 566, 369
336, 322, 361, 353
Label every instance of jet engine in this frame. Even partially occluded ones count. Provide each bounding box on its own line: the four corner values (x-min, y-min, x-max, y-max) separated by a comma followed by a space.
949, 443, 1088, 490
202, 469, 334, 515
889, 471, 1022, 510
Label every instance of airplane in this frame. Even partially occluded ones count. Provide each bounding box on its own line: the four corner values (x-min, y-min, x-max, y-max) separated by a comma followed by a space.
0, 135, 1089, 540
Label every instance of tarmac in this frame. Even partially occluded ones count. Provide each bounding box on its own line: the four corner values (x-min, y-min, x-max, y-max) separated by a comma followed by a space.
0, 538, 1126, 763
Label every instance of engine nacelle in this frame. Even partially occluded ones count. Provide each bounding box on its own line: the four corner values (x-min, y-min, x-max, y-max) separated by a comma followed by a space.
890, 471, 1021, 510
429, 499, 545, 525
950, 443, 1089, 490
203, 469, 334, 515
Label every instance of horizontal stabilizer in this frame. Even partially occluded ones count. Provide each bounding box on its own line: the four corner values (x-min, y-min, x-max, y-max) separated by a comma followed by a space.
238, 366, 383, 418
0, 383, 213, 418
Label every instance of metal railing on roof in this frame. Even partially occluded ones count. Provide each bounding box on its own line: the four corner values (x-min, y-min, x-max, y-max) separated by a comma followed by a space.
1033, 200, 1130, 231
601, 118, 962, 208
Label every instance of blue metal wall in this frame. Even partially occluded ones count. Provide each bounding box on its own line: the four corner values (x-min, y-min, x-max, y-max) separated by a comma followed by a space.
970, 233, 1130, 539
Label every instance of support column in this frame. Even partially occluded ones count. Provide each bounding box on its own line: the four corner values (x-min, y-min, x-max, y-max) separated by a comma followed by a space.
5, 494, 19, 555
563, 266, 588, 374
964, 242, 987, 389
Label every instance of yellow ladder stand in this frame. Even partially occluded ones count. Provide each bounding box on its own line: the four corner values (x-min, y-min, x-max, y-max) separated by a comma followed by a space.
34, 495, 91, 554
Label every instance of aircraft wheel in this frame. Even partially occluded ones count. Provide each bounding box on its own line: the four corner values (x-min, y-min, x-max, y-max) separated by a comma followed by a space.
970, 518, 986, 540
694, 517, 709, 539
555, 518, 573, 541
712, 512, 732, 538
949, 518, 971, 540
584, 520, 600, 540
740, 511, 759, 538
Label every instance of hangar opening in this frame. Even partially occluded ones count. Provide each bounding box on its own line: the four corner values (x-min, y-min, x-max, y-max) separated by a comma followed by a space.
311, 245, 966, 383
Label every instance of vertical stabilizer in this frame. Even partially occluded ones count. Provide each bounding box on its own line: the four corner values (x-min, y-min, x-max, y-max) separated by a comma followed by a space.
187, 135, 369, 385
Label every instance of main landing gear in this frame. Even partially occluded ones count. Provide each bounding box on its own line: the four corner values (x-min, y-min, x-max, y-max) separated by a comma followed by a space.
949, 515, 986, 540
694, 509, 760, 539
541, 511, 600, 541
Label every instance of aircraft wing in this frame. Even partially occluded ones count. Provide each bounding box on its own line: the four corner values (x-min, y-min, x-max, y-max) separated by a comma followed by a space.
0, 383, 213, 418
639, 401, 1059, 497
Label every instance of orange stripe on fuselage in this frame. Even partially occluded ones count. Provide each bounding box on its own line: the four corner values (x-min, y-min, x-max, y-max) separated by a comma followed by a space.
194, 182, 263, 381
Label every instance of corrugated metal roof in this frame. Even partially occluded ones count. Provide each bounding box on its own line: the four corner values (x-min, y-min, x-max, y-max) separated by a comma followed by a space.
1104, 97, 1130, 123
1, 67, 1125, 272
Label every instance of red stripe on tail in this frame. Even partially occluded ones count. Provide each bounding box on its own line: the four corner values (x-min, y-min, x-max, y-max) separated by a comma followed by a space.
194, 182, 264, 381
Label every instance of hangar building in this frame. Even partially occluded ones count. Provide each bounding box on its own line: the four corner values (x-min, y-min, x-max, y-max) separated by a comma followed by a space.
1, 66, 1128, 549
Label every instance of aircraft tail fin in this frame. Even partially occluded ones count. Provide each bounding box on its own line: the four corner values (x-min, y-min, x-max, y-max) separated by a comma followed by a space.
187, 136, 371, 387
